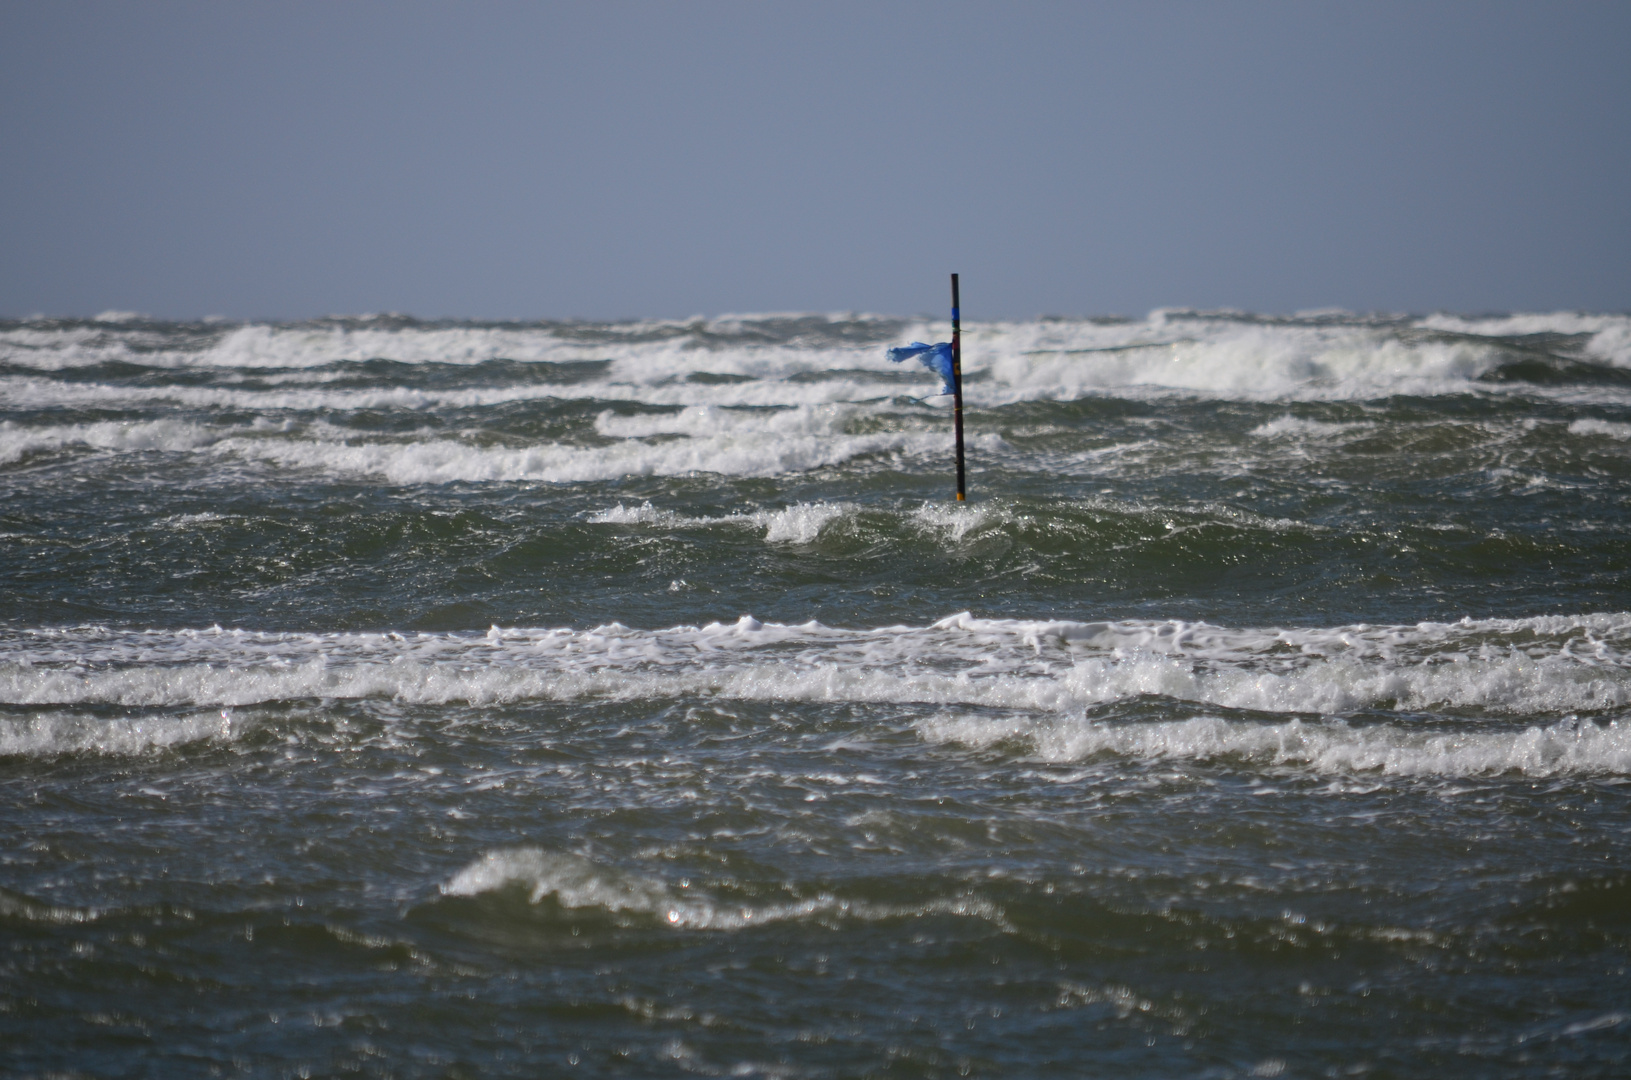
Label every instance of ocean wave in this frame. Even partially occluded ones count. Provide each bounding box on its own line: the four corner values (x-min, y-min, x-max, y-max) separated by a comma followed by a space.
587, 500, 850, 543
582, 495, 1319, 548
917, 713, 1631, 778
0, 409, 952, 483
6, 310, 1630, 403
9, 647, 1619, 722
0, 418, 220, 465
1568, 418, 1631, 440
0, 708, 246, 757
439, 848, 1009, 932
1248, 415, 1367, 439
3, 614, 1628, 727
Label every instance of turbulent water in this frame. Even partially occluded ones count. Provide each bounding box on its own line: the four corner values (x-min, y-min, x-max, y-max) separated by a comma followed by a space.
3, 308, 1630, 1078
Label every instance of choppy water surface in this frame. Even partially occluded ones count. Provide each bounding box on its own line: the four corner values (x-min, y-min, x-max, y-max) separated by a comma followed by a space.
3, 310, 1629, 1078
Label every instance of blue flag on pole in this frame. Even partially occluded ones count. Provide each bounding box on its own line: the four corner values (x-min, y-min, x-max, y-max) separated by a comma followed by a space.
886, 341, 956, 396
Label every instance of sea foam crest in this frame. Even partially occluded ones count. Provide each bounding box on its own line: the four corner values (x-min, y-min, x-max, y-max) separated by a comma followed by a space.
0, 409, 940, 484
587, 500, 850, 543
917, 713, 1631, 778
0, 418, 218, 465
1569, 418, 1631, 440
1249, 415, 1364, 439
5, 647, 1618, 721
0, 709, 245, 757
4, 614, 1630, 728
440, 848, 1009, 931
7, 311, 1631, 402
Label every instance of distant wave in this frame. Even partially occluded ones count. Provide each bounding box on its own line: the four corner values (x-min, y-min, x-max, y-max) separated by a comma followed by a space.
5, 310, 1630, 401
0, 411, 988, 482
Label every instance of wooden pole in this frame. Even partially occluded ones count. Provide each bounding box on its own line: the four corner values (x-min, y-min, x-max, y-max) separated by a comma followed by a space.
951, 273, 965, 501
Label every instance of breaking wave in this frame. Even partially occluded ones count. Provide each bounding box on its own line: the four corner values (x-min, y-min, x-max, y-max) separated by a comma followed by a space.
6, 310, 1631, 404
918, 712, 1630, 778
439, 848, 1009, 931
0, 410, 971, 483
3, 613, 1628, 769
0, 708, 247, 757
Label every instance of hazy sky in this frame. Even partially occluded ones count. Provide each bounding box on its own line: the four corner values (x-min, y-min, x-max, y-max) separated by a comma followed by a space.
3, 1, 1628, 321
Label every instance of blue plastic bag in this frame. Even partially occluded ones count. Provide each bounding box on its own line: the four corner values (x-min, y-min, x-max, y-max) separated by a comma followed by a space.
886, 341, 956, 396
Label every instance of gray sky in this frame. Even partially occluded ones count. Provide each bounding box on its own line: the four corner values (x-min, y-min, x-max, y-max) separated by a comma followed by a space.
3, 1, 1628, 321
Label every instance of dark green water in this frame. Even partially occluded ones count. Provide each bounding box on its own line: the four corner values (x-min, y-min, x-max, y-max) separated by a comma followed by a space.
2, 312, 1629, 1077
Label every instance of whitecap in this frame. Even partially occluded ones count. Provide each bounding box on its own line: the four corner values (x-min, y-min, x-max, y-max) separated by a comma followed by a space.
916, 713, 1631, 778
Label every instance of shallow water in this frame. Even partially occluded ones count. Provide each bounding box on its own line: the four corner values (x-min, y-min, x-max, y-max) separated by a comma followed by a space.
2, 310, 1629, 1077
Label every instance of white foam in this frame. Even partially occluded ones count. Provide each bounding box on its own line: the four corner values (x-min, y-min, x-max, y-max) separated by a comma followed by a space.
980, 316, 1501, 402
917, 713, 1631, 778
7, 313, 1631, 489
586, 501, 850, 543
593, 404, 862, 440
911, 501, 1000, 542
0, 409, 941, 484
7, 311, 1631, 404
1248, 415, 1362, 439
759, 502, 847, 543
0, 367, 905, 413
0, 418, 218, 465
585, 501, 691, 527
1568, 418, 1631, 440
0, 709, 245, 757
440, 847, 1010, 931
442, 849, 678, 915
0, 316, 895, 378
1421, 312, 1631, 370
4, 615, 1629, 755
228, 424, 908, 484
6, 615, 1631, 774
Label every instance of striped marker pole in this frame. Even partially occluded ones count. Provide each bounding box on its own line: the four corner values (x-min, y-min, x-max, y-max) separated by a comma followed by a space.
951, 273, 966, 501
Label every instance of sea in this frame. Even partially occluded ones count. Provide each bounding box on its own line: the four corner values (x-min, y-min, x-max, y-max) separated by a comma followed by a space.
2, 308, 1629, 1078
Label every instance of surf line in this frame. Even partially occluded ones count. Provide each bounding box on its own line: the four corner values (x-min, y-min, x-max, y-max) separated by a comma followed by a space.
886, 273, 968, 501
